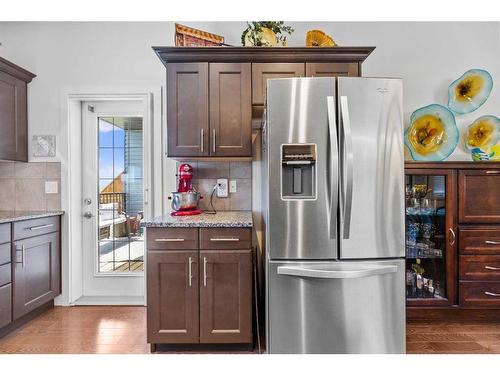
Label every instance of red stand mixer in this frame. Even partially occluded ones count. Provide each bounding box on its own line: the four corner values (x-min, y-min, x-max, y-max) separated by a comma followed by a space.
169, 163, 202, 216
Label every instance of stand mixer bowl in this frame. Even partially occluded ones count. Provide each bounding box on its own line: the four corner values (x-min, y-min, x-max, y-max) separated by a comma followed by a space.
169, 191, 201, 211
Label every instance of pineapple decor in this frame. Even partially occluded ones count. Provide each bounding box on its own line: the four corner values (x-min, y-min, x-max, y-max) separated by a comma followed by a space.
306, 30, 337, 47
241, 22, 294, 47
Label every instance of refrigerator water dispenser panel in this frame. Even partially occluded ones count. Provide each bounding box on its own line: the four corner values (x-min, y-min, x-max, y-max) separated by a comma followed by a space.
281, 144, 317, 200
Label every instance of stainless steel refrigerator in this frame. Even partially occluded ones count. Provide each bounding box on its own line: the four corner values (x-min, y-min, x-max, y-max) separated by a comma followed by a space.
262, 77, 405, 354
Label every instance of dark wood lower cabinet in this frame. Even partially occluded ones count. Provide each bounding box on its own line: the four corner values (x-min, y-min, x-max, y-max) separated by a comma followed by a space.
199, 250, 252, 344
147, 251, 199, 344
146, 227, 254, 349
0, 283, 12, 329
13, 231, 61, 320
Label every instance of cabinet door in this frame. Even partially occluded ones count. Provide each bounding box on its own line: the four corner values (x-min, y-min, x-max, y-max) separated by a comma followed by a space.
459, 170, 500, 224
147, 250, 199, 344
404, 169, 457, 306
166, 63, 209, 157
209, 63, 252, 157
13, 232, 60, 320
252, 63, 304, 105
305, 62, 359, 77
0, 71, 28, 162
199, 250, 252, 344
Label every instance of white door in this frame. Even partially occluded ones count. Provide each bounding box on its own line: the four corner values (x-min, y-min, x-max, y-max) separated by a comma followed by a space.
80, 100, 150, 304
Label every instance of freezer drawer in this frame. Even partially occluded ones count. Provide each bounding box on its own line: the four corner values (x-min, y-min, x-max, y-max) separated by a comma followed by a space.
267, 259, 405, 354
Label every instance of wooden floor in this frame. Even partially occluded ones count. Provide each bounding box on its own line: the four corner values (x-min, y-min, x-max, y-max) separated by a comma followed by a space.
1, 306, 499, 354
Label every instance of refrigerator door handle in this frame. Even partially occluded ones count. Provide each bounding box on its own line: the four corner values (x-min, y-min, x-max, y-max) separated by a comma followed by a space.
327, 96, 338, 240
277, 264, 397, 279
340, 96, 354, 239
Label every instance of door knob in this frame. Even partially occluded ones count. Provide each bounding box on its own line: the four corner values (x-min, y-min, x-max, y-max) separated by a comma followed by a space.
83, 211, 94, 219
84, 198, 92, 205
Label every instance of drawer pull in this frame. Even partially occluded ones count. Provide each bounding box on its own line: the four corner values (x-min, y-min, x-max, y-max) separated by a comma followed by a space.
485, 291, 500, 297
203, 257, 208, 287
188, 257, 193, 287
449, 228, 456, 246
209, 237, 240, 242
155, 238, 185, 242
485, 170, 500, 174
16, 245, 25, 268
485, 265, 500, 271
485, 240, 500, 245
26, 224, 54, 231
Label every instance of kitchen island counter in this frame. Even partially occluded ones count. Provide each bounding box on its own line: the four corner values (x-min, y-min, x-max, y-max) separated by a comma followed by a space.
143, 211, 253, 228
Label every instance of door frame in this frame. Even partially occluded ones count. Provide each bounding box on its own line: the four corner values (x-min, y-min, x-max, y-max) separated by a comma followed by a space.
60, 89, 163, 306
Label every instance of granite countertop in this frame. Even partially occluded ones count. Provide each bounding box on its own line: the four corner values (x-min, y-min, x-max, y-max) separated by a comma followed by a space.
0, 211, 64, 224
144, 211, 253, 228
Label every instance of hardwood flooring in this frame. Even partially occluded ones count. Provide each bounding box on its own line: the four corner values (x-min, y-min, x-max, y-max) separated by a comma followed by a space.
1, 306, 499, 354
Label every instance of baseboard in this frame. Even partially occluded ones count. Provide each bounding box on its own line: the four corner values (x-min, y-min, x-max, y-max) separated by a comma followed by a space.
407, 307, 500, 322
72, 295, 145, 306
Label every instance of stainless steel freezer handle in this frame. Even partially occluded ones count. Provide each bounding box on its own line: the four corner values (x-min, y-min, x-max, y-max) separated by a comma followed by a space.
327, 96, 339, 240
339, 96, 353, 240
277, 264, 397, 279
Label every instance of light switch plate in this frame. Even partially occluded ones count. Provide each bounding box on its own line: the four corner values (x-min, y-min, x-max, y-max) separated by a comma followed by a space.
216, 178, 228, 198
229, 179, 237, 193
45, 180, 59, 194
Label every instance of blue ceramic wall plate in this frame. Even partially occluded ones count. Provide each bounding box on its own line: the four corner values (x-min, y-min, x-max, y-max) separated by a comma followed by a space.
448, 69, 493, 114
405, 104, 459, 161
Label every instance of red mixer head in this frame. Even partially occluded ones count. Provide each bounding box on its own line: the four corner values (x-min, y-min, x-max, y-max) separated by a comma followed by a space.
177, 163, 194, 192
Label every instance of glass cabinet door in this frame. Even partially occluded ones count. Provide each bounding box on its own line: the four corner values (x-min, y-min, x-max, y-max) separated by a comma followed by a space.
405, 170, 455, 306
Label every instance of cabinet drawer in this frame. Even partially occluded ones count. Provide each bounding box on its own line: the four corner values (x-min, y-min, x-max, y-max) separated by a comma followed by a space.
147, 228, 198, 250
459, 227, 500, 255
0, 223, 10, 244
459, 170, 500, 223
199, 228, 252, 250
0, 243, 10, 265
0, 283, 12, 329
460, 281, 500, 307
0, 263, 11, 287
460, 255, 500, 281
13, 216, 60, 241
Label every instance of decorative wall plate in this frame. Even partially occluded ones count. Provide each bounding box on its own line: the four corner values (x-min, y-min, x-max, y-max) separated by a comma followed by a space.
464, 115, 500, 150
405, 104, 458, 161
448, 69, 493, 114
465, 115, 500, 161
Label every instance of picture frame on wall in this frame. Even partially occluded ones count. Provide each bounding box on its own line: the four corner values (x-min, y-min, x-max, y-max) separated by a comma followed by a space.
175, 23, 225, 46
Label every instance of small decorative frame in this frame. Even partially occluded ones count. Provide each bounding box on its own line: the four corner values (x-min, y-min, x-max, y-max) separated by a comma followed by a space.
175, 23, 225, 46
32, 135, 56, 157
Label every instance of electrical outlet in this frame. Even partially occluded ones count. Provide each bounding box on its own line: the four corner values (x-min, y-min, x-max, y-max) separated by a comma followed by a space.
229, 179, 237, 193
45, 181, 59, 194
216, 178, 228, 198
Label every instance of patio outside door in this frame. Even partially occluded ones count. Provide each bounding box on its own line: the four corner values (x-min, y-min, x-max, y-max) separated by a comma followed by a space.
80, 100, 148, 304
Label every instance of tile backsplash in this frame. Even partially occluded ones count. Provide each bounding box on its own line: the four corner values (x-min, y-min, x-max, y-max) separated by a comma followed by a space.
0, 161, 61, 211
175, 161, 252, 211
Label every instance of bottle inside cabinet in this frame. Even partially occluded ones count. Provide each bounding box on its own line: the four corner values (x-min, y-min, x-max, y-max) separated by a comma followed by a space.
405, 174, 446, 300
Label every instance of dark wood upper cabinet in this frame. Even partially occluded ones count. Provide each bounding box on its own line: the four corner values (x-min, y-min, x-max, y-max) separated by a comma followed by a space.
12, 231, 60, 320
199, 250, 252, 344
251, 63, 305, 105
209, 63, 252, 157
147, 250, 199, 344
459, 170, 500, 224
166, 62, 209, 157
305, 62, 359, 77
0, 57, 36, 162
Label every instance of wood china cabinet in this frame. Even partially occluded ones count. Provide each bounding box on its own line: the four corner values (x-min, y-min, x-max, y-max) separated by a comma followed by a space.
405, 162, 500, 315
154, 47, 374, 158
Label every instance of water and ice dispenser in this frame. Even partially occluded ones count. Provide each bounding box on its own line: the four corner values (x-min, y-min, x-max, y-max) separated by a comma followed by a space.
281, 144, 317, 200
